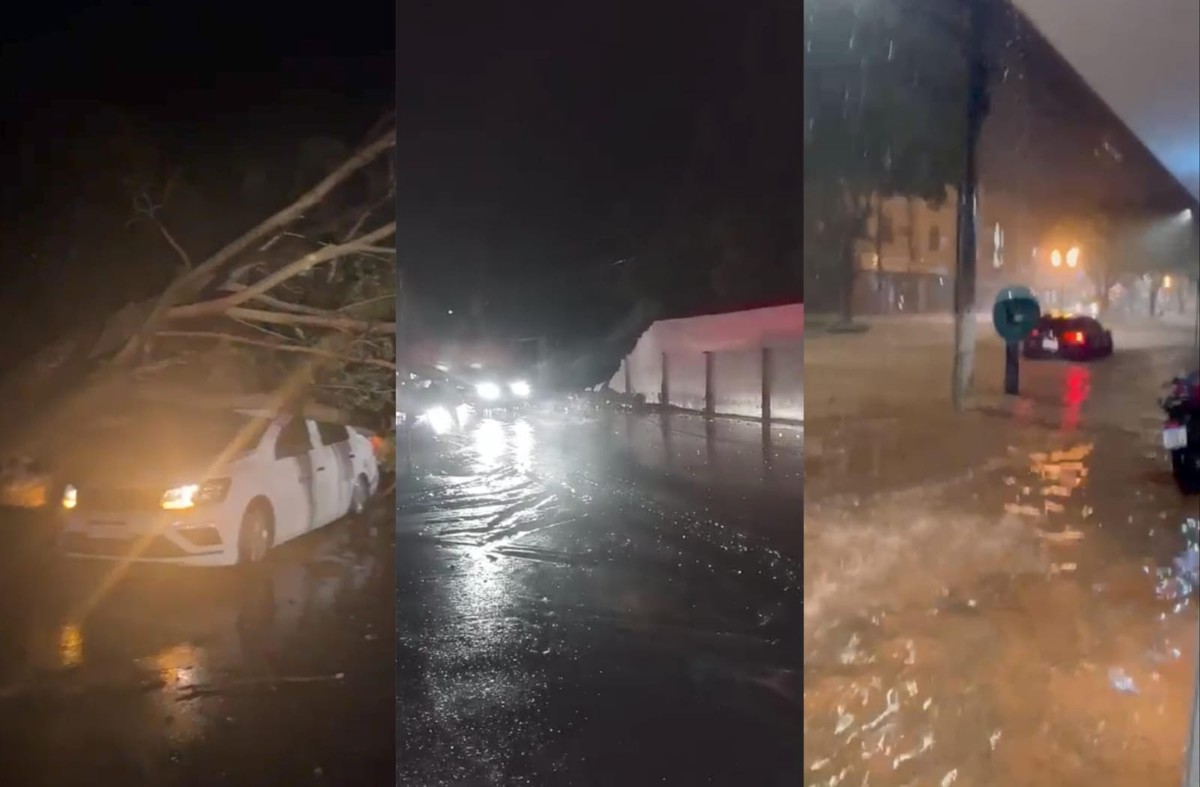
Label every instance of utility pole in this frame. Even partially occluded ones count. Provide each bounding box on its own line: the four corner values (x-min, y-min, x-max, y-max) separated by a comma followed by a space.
952, 0, 989, 411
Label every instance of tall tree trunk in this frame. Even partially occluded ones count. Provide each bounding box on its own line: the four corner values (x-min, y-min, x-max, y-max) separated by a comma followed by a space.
874, 196, 885, 314
952, 0, 987, 411
840, 234, 858, 324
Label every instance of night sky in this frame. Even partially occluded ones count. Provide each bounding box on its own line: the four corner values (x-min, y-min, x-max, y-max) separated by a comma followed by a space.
398, 0, 800, 339
0, 0, 393, 371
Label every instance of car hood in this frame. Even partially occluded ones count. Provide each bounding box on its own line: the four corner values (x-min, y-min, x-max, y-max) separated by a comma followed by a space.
59, 435, 246, 489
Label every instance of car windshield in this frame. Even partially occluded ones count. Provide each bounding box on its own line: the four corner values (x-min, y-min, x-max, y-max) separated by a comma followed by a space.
80, 406, 272, 459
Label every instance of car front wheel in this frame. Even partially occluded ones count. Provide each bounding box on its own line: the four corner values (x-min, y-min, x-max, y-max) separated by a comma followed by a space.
349, 476, 369, 516
237, 503, 274, 564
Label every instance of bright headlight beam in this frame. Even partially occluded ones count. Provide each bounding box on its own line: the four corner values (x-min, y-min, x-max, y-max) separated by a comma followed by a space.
424, 406, 454, 435
161, 484, 200, 510
509, 380, 531, 398
476, 382, 501, 401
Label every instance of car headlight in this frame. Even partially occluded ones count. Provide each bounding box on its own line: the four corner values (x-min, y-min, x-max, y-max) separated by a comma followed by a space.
424, 406, 454, 435
161, 479, 231, 510
509, 380, 531, 398
61, 484, 77, 510
476, 382, 501, 401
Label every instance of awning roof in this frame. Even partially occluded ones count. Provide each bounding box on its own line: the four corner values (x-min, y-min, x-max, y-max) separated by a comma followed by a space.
1013, 0, 1199, 201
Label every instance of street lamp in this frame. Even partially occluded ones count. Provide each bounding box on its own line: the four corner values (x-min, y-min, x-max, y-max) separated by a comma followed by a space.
1051, 249, 1062, 267
1066, 247, 1080, 268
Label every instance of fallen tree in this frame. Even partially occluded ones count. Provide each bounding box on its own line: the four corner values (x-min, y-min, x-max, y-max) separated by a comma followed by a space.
0, 123, 398, 459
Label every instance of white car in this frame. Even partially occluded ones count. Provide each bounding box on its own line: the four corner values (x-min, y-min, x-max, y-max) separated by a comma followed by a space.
59, 408, 380, 566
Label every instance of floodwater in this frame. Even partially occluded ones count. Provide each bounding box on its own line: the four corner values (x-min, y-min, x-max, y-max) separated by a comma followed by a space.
396, 407, 804, 784
804, 341, 1200, 786
0, 498, 395, 785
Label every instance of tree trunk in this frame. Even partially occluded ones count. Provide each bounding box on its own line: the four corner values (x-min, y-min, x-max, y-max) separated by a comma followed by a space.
874, 197, 885, 313
839, 235, 857, 324
952, 0, 987, 411
1098, 271, 1111, 313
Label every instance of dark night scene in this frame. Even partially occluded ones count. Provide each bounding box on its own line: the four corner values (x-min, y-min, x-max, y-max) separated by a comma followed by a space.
0, 1, 396, 784
394, 0, 802, 784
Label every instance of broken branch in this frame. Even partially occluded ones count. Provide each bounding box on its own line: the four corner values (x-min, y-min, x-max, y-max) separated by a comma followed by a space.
168, 221, 396, 319
117, 131, 396, 364
156, 330, 398, 370
220, 307, 395, 334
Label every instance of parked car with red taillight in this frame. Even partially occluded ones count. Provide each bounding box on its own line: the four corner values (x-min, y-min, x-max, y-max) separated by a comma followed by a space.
1022, 313, 1114, 361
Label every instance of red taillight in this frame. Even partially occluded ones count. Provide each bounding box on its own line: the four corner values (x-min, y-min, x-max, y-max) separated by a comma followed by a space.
1030, 329, 1039, 337
1065, 331, 1085, 344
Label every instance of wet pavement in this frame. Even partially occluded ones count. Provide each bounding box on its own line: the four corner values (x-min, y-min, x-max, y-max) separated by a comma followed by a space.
804, 338, 1200, 786
0, 496, 395, 786
395, 407, 803, 784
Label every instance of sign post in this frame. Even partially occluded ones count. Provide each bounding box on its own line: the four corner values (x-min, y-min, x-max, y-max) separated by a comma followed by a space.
992, 286, 1041, 396
1004, 341, 1020, 395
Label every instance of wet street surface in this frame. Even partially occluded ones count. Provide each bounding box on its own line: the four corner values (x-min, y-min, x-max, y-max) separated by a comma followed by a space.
0, 497, 395, 786
395, 408, 803, 785
805, 337, 1200, 786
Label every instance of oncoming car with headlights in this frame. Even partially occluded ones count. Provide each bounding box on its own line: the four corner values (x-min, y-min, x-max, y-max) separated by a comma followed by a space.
58, 407, 380, 567
469, 377, 533, 411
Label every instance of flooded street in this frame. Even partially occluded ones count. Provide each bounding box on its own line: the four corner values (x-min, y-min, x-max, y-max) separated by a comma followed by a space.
0, 499, 396, 785
804, 335, 1200, 786
395, 408, 803, 784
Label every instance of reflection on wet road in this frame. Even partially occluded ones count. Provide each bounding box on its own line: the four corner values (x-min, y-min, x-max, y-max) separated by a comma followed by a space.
396, 409, 803, 784
805, 345, 1199, 786
0, 501, 395, 785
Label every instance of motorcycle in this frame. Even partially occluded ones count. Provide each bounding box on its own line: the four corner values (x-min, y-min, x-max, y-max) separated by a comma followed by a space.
1161, 371, 1200, 494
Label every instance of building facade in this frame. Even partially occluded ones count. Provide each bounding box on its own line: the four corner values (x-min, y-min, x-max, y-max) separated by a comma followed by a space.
852, 186, 1041, 315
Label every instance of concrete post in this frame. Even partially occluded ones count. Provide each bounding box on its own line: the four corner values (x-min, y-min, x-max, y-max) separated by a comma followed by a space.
761, 346, 772, 424
704, 351, 715, 416
623, 357, 632, 395
660, 352, 669, 407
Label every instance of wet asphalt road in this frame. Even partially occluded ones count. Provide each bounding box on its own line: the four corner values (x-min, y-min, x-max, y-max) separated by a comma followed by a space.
0, 497, 396, 786
0, 408, 804, 786
804, 336, 1200, 786
396, 408, 803, 785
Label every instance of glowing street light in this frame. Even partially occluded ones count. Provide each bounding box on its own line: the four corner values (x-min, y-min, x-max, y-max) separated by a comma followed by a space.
1066, 246, 1080, 268
1163, 274, 1173, 289
1051, 249, 1062, 267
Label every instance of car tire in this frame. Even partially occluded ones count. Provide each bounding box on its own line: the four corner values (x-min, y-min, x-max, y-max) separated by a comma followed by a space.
350, 475, 369, 516
237, 502, 274, 565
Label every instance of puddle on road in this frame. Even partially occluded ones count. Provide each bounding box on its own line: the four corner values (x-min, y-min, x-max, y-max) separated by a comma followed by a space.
0, 507, 390, 718
804, 432, 1199, 786
397, 413, 804, 782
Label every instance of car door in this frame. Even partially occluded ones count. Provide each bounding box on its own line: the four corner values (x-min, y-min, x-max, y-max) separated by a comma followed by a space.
316, 421, 355, 517
272, 416, 317, 539
304, 419, 342, 527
